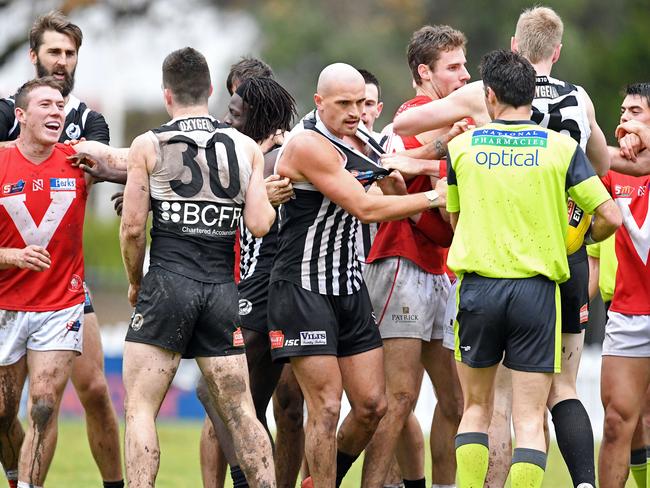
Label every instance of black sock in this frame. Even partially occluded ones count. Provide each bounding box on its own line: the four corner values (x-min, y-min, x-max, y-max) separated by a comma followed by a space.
403, 478, 426, 488
551, 398, 595, 487
102, 481, 124, 488
335, 450, 359, 487
230, 465, 249, 488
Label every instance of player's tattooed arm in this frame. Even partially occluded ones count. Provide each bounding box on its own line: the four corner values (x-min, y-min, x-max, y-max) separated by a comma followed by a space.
120, 134, 154, 306
381, 120, 469, 176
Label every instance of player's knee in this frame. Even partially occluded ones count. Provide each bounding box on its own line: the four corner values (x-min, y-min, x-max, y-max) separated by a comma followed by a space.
275, 398, 304, 430
436, 391, 463, 424
388, 390, 417, 418
353, 392, 387, 428
76, 376, 110, 408
311, 397, 341, 433
603, 406, 634, 443
30, 395, 56, 432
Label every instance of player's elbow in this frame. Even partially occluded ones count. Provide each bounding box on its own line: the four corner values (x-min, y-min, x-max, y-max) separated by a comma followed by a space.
246, 210, 275, 238
354, 201, 380, 224
392, 116, 413, 136
595, 200, 622, 237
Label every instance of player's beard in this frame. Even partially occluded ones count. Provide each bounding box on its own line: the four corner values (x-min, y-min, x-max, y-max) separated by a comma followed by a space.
36, 58, 75, 97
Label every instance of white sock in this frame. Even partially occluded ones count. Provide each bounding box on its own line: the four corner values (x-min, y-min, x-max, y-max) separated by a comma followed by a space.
18, 481, 43, 488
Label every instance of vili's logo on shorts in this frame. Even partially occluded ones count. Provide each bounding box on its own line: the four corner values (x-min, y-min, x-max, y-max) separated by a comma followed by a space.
269, 330, 284, 349
233, 327, 244, 347
238, 299, 252, 316
131, 313, 144, 331
300, 331, 327, 346
460, 345, 471, 352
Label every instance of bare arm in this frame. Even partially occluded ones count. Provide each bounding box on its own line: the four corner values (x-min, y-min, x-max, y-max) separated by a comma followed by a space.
393, 81, 487, 136
608, 146, 650, 176
616, 119, 650, 149
243, 140, 276, 237
449, 212, 459, 231
119, 134, 153, 306
277, 132, 444, 224
69, 140, 129, 184
580, 87, 610, 176
587, 254, 600, 301
0, 245, 50, 271
589, 199, 622, 243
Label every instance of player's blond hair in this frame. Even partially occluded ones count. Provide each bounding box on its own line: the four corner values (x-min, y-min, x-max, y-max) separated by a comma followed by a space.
514, 6, 563, 64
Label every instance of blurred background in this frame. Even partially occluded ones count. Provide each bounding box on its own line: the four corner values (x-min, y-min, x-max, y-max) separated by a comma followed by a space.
1, 0, 648, 429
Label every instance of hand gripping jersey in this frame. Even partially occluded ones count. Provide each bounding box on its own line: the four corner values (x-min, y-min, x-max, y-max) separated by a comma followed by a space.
0, 144, 87, 311
0, 94, 110, 144
270, 110, 389, 295
367, 96, 454, 275
147, 116, 252, 283
601, 171, 650, 314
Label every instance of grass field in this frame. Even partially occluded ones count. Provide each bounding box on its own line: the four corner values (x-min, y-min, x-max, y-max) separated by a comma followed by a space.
47, 419, 634, 487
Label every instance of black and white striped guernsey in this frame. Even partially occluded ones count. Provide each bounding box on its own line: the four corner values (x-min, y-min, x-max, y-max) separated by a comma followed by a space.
239, 209, 278, 280
532, 75, 590, 151
147, 116, 252, 283
270, 111, 389, 295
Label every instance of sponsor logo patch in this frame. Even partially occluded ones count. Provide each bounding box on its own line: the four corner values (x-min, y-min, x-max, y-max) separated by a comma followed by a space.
300, 330, 327, 346
233, 327, 244, 347
65, 123, 81, 140
614, 185, 635, 198
50, 178, 76, 191
238, 299, 252, 316
269, 330, 284, 349
579, 303, 589, 324
66, 319, 81, 332
33, 179, 44, 191
68, 274, 82, 292
2, 179, 25, 195
130, 313, 144, 331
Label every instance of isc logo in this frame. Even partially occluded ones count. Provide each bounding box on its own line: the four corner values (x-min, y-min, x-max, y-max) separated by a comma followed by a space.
159, 200, 241, 227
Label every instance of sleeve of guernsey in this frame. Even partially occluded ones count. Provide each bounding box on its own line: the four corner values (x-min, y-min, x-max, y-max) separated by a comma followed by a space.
83, 111, 110, 144
566, 145, 611, 213
0, 99, 15, 141
446, 148, 460, 213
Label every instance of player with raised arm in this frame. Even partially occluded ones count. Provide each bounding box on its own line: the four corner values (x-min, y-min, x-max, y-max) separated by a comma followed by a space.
598, 82, 650, 488
361, 25, 469, 488
389, 9, 612, 487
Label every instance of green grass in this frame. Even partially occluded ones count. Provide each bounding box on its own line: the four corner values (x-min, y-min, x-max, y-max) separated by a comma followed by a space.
48, 419, 635, 487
